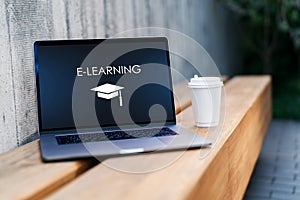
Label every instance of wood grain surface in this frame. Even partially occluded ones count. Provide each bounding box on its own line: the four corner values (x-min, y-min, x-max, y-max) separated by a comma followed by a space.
42, 76, 271, 200
0, 77, 194, 200
0, 140, 97, 200
0, 76, 270, 200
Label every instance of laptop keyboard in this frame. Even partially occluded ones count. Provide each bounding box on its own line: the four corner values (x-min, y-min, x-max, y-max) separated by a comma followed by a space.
56, 127, 178, 145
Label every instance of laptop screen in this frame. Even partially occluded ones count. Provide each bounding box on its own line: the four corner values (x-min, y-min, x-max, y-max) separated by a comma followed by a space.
35, 37, 176, 132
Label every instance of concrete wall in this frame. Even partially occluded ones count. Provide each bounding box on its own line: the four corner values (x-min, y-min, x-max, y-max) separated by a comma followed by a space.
0, 0, 240, 153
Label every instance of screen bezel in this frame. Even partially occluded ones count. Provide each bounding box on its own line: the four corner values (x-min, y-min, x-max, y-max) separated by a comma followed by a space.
34, 37, 176, 133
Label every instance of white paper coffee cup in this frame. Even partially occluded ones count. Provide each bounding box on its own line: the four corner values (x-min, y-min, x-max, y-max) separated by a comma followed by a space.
188, 75, 223, 127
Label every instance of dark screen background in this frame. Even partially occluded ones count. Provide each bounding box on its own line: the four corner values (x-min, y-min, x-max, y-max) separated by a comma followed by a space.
35, 39, 175, 131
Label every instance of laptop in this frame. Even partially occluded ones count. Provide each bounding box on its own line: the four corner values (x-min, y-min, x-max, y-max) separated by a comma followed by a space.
34, 37, 211, 161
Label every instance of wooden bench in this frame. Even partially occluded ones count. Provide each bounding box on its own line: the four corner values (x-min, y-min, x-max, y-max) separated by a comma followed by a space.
0, 76, 271, 200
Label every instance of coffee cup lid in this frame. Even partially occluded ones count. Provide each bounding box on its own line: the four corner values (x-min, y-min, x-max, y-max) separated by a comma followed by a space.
188, 75, 223, 88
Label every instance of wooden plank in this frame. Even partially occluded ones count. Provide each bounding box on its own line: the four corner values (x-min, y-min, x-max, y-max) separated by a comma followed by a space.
173, 81, 191, 115
0, 76, 196, 199
186, 76, 272, 199
0, 140, 97, 200
45, 76, 271, 199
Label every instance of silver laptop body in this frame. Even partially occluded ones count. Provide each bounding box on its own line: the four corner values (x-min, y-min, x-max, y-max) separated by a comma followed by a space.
34, 37, 211, 161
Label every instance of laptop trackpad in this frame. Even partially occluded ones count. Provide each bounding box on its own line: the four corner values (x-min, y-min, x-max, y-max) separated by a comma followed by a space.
113, 138, 166, 152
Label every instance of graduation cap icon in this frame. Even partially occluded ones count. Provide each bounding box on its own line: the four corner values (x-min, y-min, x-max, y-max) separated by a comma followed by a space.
91, 83, 124, 106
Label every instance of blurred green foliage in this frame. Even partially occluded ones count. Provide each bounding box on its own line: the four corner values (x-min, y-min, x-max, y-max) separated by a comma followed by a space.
224, 0, 300, 118
273, 77, 300, 119
226, 0, 300, 49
